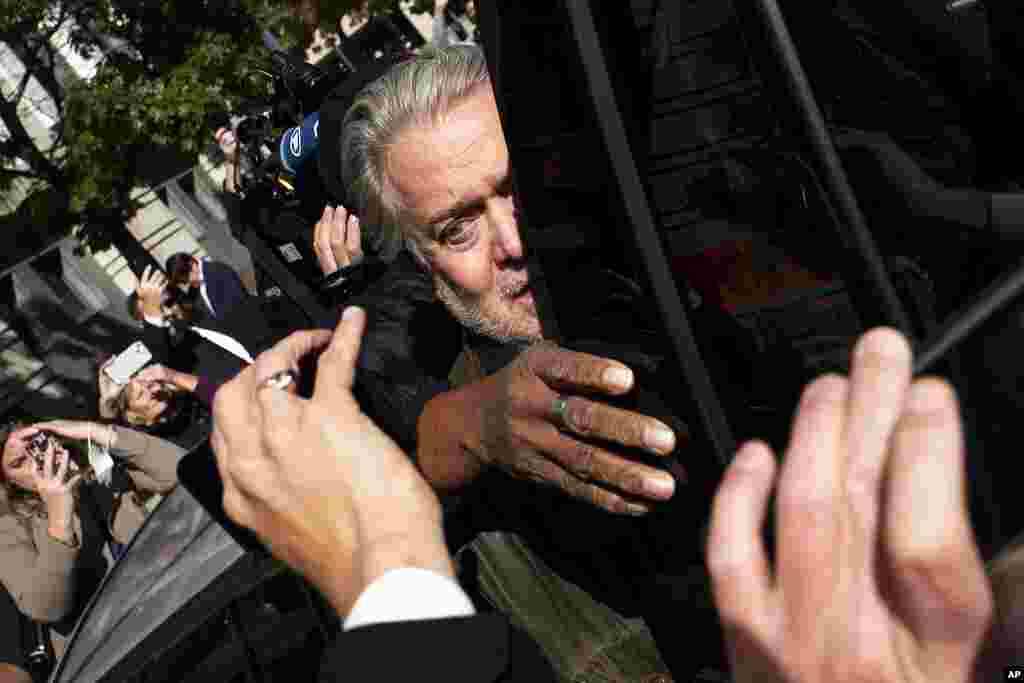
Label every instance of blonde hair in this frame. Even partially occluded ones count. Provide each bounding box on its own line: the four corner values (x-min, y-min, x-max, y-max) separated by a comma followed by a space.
340, 45, 491, 259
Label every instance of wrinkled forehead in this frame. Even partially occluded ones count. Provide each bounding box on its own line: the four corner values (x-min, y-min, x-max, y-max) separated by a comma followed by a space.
388, 87, 509, 231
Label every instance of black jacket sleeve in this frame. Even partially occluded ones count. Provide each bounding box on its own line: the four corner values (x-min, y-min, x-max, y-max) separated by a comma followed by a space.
318, 614, 558, 683
206, 260, 249, 316
349, 252, 462, 454
140, 321, 173, 366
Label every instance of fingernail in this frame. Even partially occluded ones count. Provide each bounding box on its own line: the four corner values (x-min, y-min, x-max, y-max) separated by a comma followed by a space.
735, 442, 773, 472
603, 366, 633, 391
904, 379, 952, 416
645, 473, 676, 499
644, 425, 675, 453
626, 503, 651, 517
342, 306, 362, 321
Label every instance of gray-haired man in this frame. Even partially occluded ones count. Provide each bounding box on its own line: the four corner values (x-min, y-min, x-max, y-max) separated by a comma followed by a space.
334, 45, 703, 681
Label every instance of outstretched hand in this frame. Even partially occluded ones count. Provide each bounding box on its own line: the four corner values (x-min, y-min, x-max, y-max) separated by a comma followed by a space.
707, 328, 992, 683
211, 307, 452, 618
427, 342, 680, 515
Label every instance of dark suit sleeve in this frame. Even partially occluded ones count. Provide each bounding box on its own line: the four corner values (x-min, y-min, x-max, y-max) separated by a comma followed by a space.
140, 321, 173, 366
318, 615, 558, 683
206, 261, 249, 316
348, 253, 461, 454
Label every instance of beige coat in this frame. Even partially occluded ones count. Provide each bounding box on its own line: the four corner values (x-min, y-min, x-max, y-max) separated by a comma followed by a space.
0, 426, 184, 624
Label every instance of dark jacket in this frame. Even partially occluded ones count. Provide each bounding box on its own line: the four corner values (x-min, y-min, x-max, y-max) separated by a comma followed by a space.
193, 260, 249, 323
348, 251, 462, 454
143, 294, 289, 394
319, 615, 557, 683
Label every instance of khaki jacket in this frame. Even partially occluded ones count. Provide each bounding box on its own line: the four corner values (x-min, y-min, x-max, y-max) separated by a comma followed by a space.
0, 427, 184, 624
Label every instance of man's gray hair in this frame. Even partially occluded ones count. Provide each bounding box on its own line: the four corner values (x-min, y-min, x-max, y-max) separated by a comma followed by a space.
341, 45, 491, 259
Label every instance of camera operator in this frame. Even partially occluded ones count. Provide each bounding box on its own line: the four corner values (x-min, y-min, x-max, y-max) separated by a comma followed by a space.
220, 53, 405, 309
432, 0, 477, 48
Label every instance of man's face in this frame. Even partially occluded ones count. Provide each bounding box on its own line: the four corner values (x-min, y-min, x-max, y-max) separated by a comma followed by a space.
387, 84, 542, 343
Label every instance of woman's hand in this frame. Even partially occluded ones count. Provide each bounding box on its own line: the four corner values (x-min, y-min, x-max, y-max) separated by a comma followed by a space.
215, 126, 240, 164
313, 205, 363, 276
30, 440, 82, 543
136, 266, 168, 320
136, 364, 198, 394
33, 420, 110, 445
135, 364, 170, 385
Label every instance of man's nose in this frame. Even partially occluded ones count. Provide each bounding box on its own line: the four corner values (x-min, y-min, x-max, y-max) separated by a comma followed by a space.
490, 196, 523, 263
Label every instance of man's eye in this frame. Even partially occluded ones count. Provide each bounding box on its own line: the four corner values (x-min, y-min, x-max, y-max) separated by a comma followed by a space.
497, 178, 514, 198
441, 219, 477, 246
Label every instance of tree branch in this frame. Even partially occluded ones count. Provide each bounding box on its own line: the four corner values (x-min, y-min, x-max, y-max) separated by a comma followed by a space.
0, 167, 45, 182
11, 67, 33, 107
0, 93, 63, 185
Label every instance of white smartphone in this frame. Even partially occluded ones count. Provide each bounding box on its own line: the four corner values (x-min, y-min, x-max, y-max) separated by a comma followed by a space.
103, 341, 153, 385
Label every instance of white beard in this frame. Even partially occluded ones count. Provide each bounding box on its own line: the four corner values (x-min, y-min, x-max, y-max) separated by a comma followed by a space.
435, 275, 542, 344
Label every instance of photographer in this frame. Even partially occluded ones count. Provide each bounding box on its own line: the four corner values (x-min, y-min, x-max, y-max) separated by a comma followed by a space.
432, 0, 477, 48
214, 122, 244, 196
0, 420, 184, 645
97, 354, 216, 440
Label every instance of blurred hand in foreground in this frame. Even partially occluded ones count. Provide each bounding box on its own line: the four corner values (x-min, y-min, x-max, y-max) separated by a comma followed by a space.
707, 328, 992, 683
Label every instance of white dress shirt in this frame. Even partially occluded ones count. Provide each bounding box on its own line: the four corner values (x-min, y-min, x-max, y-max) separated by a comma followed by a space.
344, 568, 476, 631
143, 316, 254, 364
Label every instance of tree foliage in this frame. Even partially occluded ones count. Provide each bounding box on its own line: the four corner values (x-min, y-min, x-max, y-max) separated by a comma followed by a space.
0, 0, 365, 252
288, 0, 434, 39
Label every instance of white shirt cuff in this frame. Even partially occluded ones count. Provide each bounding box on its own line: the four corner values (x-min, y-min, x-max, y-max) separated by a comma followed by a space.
343, 568, 475, 631
144, 315, 169, 328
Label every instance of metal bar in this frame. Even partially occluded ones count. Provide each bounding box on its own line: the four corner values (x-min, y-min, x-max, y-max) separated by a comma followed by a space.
914, 257, 1024, 374
947, 0, 983, 13
563, 0, 737, 466
0, 236, 66, 281
739, 0, 914, 336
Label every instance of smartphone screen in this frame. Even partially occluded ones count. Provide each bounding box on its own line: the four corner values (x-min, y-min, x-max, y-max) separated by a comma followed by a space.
104, 342, 153, 385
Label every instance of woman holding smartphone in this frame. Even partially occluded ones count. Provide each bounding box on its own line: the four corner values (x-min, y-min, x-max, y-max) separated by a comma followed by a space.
0, 420, 184, 654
